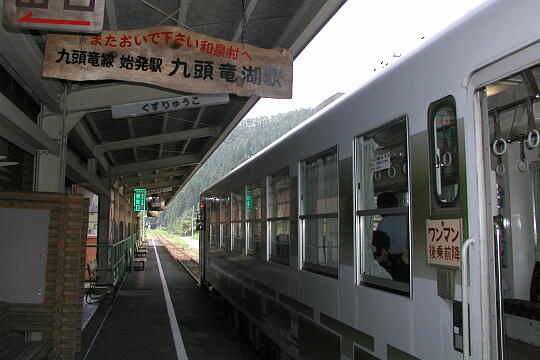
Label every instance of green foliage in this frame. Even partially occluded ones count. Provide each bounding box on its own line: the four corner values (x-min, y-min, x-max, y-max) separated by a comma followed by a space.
159, 107, 315, 233
176, 209, 193, 236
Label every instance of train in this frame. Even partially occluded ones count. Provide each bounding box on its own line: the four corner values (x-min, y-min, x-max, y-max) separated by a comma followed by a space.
198, 1, 540, 359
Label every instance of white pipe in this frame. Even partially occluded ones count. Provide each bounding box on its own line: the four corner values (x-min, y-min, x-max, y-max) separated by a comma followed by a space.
462, 237, 476, 360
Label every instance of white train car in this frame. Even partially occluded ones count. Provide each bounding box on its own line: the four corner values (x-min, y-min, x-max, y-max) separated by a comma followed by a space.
199, 0, 540, 358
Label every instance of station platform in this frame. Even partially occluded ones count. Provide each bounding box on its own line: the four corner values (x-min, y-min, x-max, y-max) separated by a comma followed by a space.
81, 237, 257, 360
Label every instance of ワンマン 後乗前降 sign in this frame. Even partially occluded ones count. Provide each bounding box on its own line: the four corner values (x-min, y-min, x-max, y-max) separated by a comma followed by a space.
42, 26, 293, 99
426, 218, 463, 268
3, 0, 105, 33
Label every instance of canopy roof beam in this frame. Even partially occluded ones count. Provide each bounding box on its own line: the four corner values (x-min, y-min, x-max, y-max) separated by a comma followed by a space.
111, 153, 201, 177
120, 168, 188, 185
97, 126, 220, 154
105, 0, 118, 30
72, 122, 110, 174
0, 91, 59, 156
0, 21, 62, 113
124, 179, 181, 194
232, 0, 259, 42
158, 113, 169, 158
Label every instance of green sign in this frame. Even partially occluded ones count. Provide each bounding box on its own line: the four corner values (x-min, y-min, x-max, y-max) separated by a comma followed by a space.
246, 190, 253, 212
134, 189, 146, 212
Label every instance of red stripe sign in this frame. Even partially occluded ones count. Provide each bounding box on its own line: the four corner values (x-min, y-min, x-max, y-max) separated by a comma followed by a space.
3, 0, 104, 33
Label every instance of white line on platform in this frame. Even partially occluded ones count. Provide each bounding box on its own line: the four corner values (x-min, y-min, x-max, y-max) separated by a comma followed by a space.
152, 238, 189, 360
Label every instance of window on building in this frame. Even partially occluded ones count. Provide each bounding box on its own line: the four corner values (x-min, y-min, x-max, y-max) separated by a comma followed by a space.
209, 200, 220, 248
355, 117, 410, 294
246, 182, 265, 258
220, 196, 231, 250
267, 168, 290, 265
300, 148, 339, 277
231, 190, 245, 253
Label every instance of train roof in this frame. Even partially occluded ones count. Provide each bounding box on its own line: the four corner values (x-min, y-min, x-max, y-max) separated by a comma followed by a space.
202, 0, 535, 195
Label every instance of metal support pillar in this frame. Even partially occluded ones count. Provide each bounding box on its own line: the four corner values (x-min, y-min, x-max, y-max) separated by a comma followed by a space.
98, 193, 112, 283
113, 187, 120, 242
57, 87, 68, 193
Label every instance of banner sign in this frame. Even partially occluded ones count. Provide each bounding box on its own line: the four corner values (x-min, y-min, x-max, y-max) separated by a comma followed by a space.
42, 26, 293, 98
111, 94, 229, 119
147, 187, 174, 195
426, 218, 463, 268
3, 0, 105, 33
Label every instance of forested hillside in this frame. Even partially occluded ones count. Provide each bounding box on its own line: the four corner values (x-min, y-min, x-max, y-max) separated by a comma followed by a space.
159, 107, 316, 234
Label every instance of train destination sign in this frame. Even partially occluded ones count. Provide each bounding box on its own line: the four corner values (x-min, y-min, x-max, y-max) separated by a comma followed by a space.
42, 26, 293, 98
426, 218, 463, 268
111, 94, 229, 119
3, 0, 105, 34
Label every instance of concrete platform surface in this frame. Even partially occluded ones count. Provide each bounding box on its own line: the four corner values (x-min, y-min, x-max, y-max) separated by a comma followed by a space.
84, 237, 257, 360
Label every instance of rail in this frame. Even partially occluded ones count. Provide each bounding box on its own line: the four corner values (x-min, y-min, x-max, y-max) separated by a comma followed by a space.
153, 231, 201, 283
86, 234, 142, 285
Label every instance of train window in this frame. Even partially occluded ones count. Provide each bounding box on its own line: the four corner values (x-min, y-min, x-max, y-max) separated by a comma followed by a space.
209, 200, 220, 248
355, 117, 410, 294
246, 182, 265, 258
267, 168, 290, 266
220, 196, 231, 250
231, 190, 245, 253
300, 148, 339, 277
428, 96, 460, 208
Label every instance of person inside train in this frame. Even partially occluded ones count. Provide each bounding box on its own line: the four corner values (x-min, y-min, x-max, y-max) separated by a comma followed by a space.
372, 230, 393, 280
376, 192, 410, 282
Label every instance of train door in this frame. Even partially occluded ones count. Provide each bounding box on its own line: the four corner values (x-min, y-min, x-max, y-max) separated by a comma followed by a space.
471, 48, 540, 360
198, 200, 207, 283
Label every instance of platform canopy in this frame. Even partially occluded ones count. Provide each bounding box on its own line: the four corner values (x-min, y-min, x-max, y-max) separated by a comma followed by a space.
0, 0, 346, 202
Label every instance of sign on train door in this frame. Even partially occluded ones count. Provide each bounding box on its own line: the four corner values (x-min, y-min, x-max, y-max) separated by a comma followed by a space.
426, 218, 463, 268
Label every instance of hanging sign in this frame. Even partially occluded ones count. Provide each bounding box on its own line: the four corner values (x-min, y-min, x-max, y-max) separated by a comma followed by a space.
133, 189, 146, 212
147, 187, 174, 195
42, 26, 293, 98
111, 94, 229, 119
426, 218, 463, 268
3, 0, 105, 33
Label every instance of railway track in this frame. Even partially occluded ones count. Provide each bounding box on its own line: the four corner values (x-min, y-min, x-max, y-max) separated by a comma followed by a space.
153, 231, 201, 284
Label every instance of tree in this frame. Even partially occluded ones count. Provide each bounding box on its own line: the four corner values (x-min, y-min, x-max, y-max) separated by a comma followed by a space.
160, 107, 316, 234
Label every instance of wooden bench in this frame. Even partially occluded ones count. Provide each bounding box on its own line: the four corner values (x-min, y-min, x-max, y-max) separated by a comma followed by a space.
133, 257, 146, 271
135, 247, 148, 258
134, 238, 148, 260
85, 260, 113, 304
